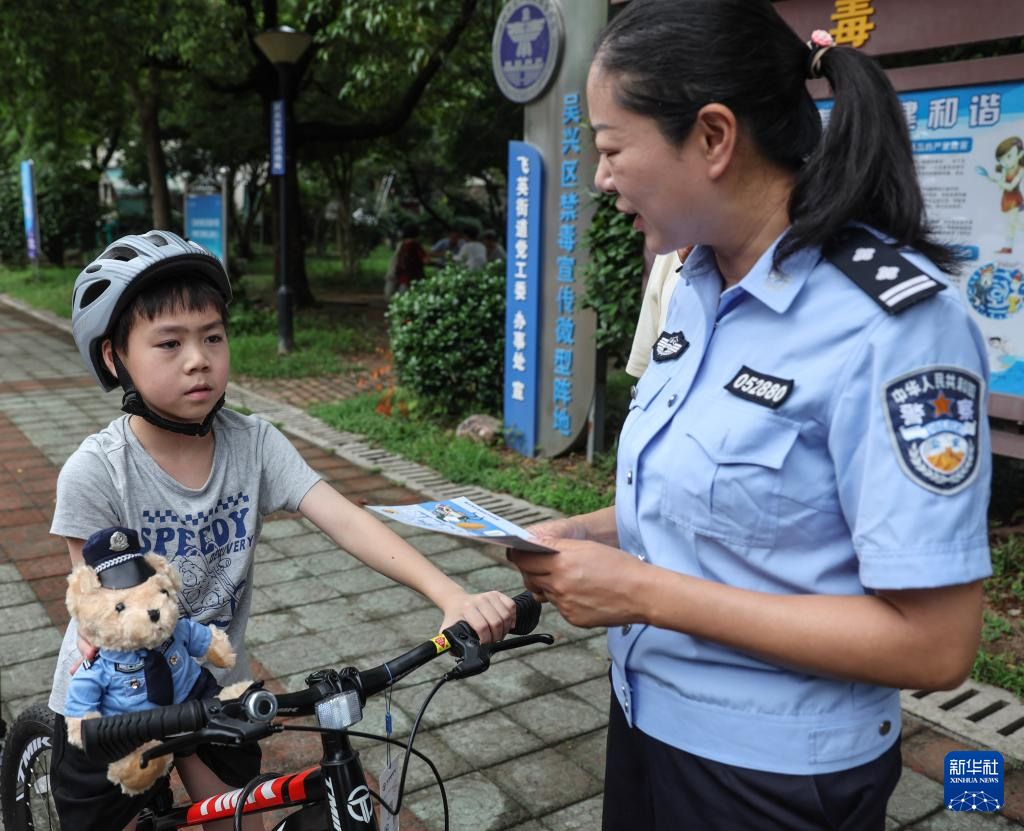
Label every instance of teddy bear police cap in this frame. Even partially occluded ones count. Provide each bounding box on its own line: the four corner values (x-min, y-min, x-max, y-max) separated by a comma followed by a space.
82, 526, 156, 590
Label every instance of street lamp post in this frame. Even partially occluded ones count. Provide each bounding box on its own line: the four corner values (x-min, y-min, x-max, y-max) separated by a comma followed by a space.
255, 26, 312, 355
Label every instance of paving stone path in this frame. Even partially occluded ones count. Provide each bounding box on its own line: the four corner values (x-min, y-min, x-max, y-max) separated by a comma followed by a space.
0, 297, 1020, 830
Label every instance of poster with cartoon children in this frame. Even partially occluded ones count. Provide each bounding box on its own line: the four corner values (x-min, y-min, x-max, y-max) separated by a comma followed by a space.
820, 80, 1024, 398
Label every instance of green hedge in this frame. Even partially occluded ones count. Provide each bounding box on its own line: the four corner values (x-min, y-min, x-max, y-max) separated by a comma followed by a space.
386, 260, 505, 416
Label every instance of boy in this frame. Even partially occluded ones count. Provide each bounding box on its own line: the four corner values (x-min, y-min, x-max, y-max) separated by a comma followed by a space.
50, 230, 516, 831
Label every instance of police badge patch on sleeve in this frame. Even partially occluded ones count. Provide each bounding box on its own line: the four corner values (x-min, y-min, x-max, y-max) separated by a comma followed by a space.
882, 366, 983, 495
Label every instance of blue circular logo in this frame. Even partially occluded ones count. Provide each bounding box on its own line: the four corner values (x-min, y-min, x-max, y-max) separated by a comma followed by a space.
966, 262, 1024, 319
492, 0, 564, 103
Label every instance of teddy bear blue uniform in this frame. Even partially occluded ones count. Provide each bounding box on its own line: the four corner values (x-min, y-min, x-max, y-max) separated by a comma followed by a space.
65, 618, 215, 716
64, 527, 224, 718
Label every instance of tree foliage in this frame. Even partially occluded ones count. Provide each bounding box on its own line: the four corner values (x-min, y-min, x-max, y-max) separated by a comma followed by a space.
0, 0, 520, 293
582, 194, 646, 368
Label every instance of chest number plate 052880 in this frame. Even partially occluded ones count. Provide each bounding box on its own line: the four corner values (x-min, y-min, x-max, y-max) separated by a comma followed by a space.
725, 366, 794, 409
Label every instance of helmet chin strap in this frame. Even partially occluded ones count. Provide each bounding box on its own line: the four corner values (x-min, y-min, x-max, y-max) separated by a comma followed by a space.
111, 352, 224, 438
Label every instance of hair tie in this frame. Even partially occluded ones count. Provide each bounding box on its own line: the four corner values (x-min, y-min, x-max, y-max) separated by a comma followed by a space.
806, 29, 834, 80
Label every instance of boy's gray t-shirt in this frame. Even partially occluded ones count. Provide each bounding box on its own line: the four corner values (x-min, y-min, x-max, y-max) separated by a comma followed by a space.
48, 409, 321, 714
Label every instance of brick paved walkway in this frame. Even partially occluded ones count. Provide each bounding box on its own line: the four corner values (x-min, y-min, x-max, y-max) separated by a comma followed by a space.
0, 297, 1021, 830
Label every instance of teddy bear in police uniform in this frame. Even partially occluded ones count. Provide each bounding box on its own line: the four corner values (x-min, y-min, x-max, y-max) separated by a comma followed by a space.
63, 526, 238, 794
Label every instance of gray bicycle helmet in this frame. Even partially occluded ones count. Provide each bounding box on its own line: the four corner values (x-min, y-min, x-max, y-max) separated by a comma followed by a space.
72, 230, 232, 391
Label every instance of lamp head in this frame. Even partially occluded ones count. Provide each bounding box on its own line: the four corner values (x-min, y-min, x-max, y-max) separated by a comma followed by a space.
255, 26, 312, 65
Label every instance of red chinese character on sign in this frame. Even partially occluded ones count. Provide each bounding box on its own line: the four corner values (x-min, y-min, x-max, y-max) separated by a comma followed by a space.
830, 0, 875, 48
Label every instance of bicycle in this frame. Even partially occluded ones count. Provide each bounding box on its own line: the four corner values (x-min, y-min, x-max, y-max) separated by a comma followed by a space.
0, 591, 551, 830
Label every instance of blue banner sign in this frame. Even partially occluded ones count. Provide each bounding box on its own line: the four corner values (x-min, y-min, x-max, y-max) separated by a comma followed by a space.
20, 160, 40, 261
185, 193, 225, 265
504, 140, 544, 456
271, 100, 285, 176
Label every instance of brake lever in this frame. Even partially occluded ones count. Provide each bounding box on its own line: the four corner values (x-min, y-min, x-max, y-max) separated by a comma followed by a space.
487, 633, 554, 654
442, 624, 555, 681
139, 718, 279, 767
140, 734, 201, 767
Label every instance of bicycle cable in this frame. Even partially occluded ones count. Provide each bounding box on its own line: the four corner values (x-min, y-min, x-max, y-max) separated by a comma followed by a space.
279, 723, 451, 829
233, 771, 281, 831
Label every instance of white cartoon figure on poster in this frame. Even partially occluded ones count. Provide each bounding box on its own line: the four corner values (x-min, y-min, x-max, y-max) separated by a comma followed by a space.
977, 136, 1023, 255
432, 502, 486, 529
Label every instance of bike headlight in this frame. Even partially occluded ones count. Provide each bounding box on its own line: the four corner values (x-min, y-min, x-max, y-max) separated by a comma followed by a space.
315, 690, 363, 731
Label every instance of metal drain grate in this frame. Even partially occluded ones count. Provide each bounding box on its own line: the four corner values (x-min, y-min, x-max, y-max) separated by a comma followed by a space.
901, 680, 1024, 761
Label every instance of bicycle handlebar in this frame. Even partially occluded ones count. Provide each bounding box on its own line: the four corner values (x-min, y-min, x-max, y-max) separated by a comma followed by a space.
81, 591, 544, 764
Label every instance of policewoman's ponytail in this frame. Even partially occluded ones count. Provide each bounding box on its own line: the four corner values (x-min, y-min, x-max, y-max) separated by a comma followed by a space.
782, 41, 958, 270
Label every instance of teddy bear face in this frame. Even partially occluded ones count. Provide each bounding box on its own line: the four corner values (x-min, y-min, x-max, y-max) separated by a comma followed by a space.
67, 554, 182, 652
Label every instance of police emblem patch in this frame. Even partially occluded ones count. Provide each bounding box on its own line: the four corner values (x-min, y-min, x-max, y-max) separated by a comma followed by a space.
882, 366, 982, 495
652, 331, 689, 363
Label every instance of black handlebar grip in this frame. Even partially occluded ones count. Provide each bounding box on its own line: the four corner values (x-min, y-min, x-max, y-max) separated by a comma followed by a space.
510, 591, 542, 635
79, 699, 209, 764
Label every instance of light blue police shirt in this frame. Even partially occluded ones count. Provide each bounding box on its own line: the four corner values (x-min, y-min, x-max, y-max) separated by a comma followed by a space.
65, 618, 213, 717
611, 229, 991, 775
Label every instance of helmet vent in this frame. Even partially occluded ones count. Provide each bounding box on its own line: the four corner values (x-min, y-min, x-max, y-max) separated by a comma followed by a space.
145, 233, 169, 247
78, 280, 111, 309
84, 264, 102, 273
107, 246, 138, 262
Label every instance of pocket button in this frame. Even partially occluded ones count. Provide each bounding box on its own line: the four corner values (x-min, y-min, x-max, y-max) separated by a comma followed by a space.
879, 720, 892, 736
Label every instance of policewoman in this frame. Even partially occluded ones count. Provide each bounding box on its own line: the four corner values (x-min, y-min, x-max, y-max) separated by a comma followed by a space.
508, 1, 992, 829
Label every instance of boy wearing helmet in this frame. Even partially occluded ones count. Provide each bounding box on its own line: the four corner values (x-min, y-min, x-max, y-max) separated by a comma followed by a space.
50, 231, 517, 831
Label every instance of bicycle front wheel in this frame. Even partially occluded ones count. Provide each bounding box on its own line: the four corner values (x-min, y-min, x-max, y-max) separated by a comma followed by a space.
0, 703, 59, 831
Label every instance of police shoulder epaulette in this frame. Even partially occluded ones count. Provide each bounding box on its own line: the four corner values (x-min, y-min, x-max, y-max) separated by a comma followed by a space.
826, 228, 946, 315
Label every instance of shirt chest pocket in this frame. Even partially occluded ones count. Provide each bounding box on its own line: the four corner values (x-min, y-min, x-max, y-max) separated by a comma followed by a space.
660, 402, 800, 548
120, 672, 147, 699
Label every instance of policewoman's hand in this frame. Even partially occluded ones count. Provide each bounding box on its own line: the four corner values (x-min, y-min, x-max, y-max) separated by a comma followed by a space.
523, 516, 588, 543
508, 538, 648, 629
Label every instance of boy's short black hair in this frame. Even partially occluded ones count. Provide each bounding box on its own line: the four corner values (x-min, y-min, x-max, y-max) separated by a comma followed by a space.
110, 272, 229, 355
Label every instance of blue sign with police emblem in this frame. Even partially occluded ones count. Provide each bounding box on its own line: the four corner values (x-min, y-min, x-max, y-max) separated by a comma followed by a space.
882, 366, 983, 495
945, 750, 1003, 811
492, 0, 563, 103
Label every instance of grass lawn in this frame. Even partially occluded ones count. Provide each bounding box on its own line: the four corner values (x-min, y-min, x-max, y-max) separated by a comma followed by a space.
0, 247, 387, 380
311, 391, 617, 517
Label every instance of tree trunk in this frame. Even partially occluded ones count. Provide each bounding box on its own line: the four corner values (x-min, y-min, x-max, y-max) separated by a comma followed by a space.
132, 70, 171, 231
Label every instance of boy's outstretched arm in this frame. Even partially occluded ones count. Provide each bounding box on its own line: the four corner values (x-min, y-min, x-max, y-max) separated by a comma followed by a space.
298, 481, 516, 643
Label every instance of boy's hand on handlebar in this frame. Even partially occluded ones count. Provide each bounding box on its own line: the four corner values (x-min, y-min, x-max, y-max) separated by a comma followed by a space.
439, 590, 517, 644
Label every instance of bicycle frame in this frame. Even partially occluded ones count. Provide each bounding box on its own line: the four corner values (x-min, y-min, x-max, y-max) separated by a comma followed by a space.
139, 727, 379, 830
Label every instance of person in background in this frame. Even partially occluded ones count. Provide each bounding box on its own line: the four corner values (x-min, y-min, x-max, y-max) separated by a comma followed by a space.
625, 246, 692, 378
454, 226, 487, 271
482, 229, 507, 263
429, 228, 463, 262
509, 2, 991, 828
394, 224, 427, 291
